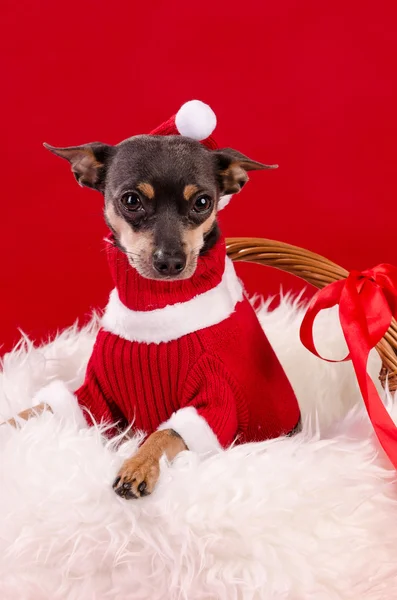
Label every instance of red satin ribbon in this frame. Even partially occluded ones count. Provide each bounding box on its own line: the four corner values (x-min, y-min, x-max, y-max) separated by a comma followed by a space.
300, 264, 397, 468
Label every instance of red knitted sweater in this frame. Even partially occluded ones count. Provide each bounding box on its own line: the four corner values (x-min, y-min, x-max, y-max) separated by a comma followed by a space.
74, 236, 300, 450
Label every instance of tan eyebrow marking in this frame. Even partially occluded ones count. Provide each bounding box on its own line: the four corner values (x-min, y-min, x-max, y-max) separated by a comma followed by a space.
137, 182, 155, 199
183, 184, 199, 201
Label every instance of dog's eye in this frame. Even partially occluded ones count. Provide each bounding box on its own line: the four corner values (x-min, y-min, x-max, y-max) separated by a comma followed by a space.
193, 195, 212, 213
121, 193, 142, 211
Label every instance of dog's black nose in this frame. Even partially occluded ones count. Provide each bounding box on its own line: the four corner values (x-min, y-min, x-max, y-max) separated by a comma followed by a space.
153, 250, 186, 276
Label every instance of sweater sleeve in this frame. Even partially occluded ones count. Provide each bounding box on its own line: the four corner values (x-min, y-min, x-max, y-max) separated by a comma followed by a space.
31, 367, 124, 434
158, 354, 240, 453
75, 363, 126, 432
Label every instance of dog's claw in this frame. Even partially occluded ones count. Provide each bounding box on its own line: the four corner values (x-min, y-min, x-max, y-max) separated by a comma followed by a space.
114, 481, 138, 499
113, 476, 146, 500
138, 481, 147, 494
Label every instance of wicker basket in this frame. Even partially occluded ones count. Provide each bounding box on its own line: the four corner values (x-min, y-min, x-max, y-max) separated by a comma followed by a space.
226, 237, 397, 391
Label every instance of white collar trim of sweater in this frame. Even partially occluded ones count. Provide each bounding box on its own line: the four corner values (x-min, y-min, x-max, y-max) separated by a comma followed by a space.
101, 257, 244, 344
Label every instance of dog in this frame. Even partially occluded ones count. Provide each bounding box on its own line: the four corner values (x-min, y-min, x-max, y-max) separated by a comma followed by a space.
3, 103, 301, 499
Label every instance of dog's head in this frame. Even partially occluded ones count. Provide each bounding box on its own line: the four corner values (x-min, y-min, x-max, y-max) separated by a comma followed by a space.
45, 135, 275, 280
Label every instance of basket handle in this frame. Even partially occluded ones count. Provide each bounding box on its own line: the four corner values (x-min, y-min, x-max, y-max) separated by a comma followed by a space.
226, 237, 397, 390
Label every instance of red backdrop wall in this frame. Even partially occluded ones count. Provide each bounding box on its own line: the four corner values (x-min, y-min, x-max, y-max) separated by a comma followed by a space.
1, 0, 397, 354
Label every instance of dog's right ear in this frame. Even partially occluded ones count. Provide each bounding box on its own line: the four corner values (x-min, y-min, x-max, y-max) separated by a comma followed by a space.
213, 148, 278, 195
44, 142, 114, 191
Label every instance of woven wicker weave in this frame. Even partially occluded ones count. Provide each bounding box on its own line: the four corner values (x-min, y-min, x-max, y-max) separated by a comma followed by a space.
226, 237, 397, 391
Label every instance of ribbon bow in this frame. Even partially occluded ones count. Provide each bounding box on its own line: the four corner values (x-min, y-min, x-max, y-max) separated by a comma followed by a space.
300, 264, 397, 468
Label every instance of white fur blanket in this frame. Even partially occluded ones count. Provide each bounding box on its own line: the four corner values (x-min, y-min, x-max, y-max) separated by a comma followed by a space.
0, 297, 396, 600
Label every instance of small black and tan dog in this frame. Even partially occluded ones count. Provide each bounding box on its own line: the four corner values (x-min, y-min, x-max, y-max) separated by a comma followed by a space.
4, 102, 300, 499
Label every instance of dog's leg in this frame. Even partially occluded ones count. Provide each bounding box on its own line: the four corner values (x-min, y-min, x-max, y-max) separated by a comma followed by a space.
113, 429, 187, 499
1, 402, 53, 427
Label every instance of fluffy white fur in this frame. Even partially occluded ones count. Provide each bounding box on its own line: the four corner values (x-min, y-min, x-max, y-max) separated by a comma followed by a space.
102, 257, 243, 344
0, 297, 396, 599
32, 379, 87, 427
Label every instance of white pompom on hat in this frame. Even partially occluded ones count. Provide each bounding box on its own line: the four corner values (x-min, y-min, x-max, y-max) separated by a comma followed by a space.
175, 100, 217, 141
150, 100, 218, 149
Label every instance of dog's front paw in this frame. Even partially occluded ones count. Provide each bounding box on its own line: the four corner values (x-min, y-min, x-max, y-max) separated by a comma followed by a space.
113, 455, 160, 499
112, 429, 186, 499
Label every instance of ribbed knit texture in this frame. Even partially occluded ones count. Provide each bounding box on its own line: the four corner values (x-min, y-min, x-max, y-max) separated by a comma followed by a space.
76, 240, 300, 446
106, 235, 225, 311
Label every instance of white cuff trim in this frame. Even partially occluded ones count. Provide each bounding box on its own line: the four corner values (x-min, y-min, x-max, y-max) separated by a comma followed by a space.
158, 407, 221, 454
32, 380, 87, 428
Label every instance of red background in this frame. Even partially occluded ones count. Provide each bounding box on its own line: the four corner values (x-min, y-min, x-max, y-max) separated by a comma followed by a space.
1, 0, 396, 354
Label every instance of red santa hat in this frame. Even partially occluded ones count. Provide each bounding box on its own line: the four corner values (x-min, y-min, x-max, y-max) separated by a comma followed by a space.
149, 99, 232, 209
150, 99, 218, 149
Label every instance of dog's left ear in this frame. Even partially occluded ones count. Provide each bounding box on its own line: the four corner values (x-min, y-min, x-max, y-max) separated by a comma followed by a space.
44, 142, 114, 191
213, 148, 278, 195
